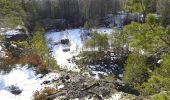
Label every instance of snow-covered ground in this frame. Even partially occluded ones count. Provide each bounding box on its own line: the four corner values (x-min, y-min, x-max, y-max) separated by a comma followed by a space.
0, 64, 123, 100
0, 28, 20, 36
0, 45, 6, 58
0, 28, 114, 99
95, 28, 113, 34
0, 27, 22, 58
0, 25, 26, 36
45, 28, 113, 72
45, 29, 83, 72
0, 65, 60, 100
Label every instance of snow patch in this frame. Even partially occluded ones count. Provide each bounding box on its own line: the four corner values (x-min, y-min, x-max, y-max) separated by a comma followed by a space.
0, 65, 60, 100
0, 45, 6, 58
107, 93, 122, 100
57, 85, 64, 90
157, 59, 163, 64
0, 29, 20, 36
95, 28, 113, 35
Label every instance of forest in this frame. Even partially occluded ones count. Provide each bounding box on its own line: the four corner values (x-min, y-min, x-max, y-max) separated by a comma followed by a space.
23, 0, 122, 26
0, 0, 170, 100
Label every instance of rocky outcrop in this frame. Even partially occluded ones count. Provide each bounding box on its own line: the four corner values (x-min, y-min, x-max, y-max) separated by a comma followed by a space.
40, 72, 146, 100
5, 34, 31, 42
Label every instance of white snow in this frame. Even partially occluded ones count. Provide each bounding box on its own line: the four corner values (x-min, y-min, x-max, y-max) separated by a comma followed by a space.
45, 29, 83, 72
0, 46, 2, 53
0, 45, 6, 58
0, 26, 24, 35
157, 59, 163, 64
95, 28, 113, 35
45, 28, 113, 72
0, 29, 20, 36
107, 93, 122, 100
0, 65, 60, 100
57, 85, 64, 90
0, 46, 2, 50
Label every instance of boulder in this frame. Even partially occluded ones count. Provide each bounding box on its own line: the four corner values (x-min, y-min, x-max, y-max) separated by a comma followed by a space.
63, 48, 70, 52
61, 39, 69, 45
7, 85, 22, 95
5, 34, 31, 42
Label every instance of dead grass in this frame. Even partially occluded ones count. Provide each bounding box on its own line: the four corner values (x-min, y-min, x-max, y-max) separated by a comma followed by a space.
1, 52, 48, 74
33, 87, 57, 100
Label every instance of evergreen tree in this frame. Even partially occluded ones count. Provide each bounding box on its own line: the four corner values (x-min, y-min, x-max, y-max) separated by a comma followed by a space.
123, 14, 165, 55
123, 52, 148, 87
85, 30, 109, 51
157, 0, 170, 26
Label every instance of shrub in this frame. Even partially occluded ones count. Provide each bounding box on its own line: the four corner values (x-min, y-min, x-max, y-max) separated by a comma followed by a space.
33, 87, 57, 100
47, 56, 60, 71
153, 93, 170, 100
36, 64, 48, 74
123, 52, 148, 87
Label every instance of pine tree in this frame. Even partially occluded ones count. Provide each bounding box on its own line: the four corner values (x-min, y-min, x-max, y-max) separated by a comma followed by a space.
123, 52, 148, 87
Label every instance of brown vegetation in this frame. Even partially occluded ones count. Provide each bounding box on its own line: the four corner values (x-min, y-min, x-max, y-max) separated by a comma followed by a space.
1, 52, 48, 74
3, 53, 41, 65
33, 87, 57, 100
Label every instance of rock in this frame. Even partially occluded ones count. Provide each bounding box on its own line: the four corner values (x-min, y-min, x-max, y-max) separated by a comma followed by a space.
62, 48, 70, 52
5, 34, 30, 42
61, 39, 69, 45
7, 85, 22, 95
42, 80, 51, 84
43, 19, 67, 31
37, 72, 148, 100
49, 73, 118, 99
65, 75, 70, 80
